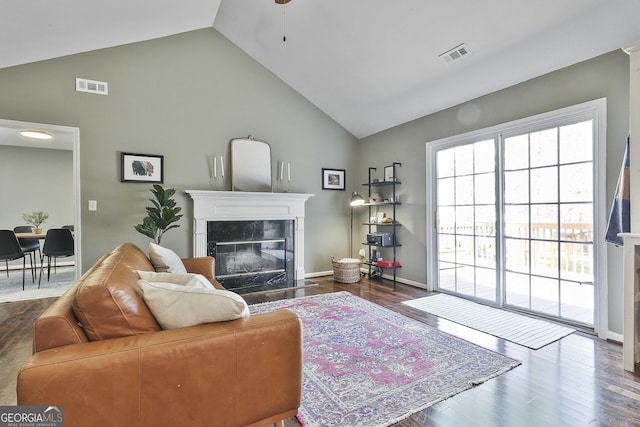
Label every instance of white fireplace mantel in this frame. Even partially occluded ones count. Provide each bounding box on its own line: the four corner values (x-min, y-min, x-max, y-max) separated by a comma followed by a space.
185, 190, 314, 280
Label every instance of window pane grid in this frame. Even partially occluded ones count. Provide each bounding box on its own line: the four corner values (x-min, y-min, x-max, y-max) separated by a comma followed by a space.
435, 115, 596, 327
436, 139, 496, 299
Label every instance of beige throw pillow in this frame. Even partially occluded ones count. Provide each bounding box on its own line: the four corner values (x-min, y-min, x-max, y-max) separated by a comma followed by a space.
148, 243, 187, 274
135, 271, 213, 289
139, 281, 250, 329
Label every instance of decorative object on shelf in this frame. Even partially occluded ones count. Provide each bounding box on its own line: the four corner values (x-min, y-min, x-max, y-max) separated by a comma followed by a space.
22, 211, 48, 234
384, 165, 396, 182
330, 256, 361, 283
230, 136, 272, 192
276, 160, 292, 192
322, 168, 346, 190
278, 160, 291, 181
376, 260, 401, 268
369, 191, 383, 203
134, 184, 183, 244
367, 232, 394, 247
121, 152, 164, 183
209, 154, 226, 189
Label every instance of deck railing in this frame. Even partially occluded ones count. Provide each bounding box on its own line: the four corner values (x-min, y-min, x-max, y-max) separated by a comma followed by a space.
438, 222, 593, 277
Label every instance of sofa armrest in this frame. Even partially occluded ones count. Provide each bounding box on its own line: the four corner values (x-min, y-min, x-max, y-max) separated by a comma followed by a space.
181, 256, 225, 289
18, 310, 302, 427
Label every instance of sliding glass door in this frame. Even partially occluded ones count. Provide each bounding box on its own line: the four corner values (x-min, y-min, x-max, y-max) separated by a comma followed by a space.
429, 102, 601, 327
436, 139, 498, 301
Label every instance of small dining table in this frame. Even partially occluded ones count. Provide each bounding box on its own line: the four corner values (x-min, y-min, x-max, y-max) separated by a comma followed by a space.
15, 232, 46, 239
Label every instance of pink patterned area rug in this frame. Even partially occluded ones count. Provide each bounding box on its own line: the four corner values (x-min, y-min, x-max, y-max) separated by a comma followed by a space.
249, 291, 520, 427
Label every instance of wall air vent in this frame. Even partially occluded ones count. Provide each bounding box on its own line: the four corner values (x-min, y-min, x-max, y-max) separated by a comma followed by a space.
75, 78, 108, 95
439, 43, 470, 64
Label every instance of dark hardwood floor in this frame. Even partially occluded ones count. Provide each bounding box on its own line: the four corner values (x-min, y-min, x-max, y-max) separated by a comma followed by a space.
2, 276, 640, 426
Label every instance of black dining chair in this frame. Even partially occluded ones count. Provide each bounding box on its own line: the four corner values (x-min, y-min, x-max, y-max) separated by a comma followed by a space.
14, 225, 40, 282
0, 230, 28, 290
39, 228, 74, 288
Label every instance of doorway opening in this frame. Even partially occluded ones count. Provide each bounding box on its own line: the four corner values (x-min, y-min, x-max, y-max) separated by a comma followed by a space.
0, 119, 81, 282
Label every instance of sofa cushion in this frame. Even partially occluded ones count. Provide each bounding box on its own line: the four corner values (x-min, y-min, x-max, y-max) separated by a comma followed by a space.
135, 271, 213, 289
72, 243, 161, 341
148, 243, 187, 273
139, 281, 250, 329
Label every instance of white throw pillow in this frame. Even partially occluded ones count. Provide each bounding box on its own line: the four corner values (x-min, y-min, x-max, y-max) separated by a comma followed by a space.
135, 271, 213, 289
148, 243, 187, 274
139, 281, 250, 329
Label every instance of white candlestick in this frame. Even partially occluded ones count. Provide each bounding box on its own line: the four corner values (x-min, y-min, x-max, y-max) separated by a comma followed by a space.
280, 161, 284, 181
287, 162, 291, 182
220, 155, 225, 177
213, 155, 217, 178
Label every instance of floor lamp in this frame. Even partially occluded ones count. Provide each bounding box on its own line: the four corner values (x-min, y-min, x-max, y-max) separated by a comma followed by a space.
349, 192, 365, 257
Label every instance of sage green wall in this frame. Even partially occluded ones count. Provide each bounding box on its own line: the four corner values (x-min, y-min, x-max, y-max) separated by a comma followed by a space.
0, 146, 74, 230
357, 49, 629, 335
0, 145, 74, 266
0, 28, 357, 273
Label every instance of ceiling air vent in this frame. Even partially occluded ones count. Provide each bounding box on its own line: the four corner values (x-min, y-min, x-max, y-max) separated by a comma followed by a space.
439, 43, 470, 64
75, 78, 108, 95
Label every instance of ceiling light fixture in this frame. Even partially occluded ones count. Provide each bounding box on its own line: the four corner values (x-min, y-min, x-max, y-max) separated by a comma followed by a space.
20, 130, 53, 140
275, 0, 291, 42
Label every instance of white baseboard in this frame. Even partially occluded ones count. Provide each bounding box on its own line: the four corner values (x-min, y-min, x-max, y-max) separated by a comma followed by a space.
378, 273, 427, 289
305, 270, 333, 278
305, 269, 428, 290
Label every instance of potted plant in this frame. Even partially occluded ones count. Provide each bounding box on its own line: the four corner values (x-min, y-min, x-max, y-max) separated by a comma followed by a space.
134, 184, 183, 244
22, 211, 49, 234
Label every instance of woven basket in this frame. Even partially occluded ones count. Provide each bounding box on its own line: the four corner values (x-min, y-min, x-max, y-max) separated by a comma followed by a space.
331, 257, 362, 283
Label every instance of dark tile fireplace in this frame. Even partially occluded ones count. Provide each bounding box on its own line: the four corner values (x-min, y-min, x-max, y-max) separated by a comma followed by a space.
186, 190, 313, 295
207, 220, 294, 294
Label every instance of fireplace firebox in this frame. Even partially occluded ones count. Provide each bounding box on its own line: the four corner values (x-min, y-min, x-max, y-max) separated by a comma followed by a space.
207, 220, 294, 293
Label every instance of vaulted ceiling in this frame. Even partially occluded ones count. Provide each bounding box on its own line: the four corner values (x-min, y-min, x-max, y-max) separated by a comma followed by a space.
2, 0, 640, 139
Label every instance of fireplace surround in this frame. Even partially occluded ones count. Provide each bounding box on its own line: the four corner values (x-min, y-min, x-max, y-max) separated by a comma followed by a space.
186, 190, 313, 293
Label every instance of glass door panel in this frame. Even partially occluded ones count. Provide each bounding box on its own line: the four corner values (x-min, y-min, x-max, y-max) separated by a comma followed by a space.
436, 139, 497, 301
503, 121, 594, 325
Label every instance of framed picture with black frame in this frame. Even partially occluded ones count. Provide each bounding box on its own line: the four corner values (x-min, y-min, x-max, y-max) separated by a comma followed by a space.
121, 152, 164, 183
322, 168, 346, 190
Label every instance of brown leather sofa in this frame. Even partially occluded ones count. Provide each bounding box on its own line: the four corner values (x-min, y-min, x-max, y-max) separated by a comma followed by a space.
17, 243, 303, 427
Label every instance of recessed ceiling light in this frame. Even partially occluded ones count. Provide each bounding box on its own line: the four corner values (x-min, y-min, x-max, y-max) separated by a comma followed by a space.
20, 130, 53, 140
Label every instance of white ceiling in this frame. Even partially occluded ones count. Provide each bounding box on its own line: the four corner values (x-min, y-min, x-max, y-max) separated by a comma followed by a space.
1, 0, 640, 141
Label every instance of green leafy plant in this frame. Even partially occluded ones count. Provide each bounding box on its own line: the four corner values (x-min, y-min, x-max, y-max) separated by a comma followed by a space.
22, 211, 49, 228
134, 184, 183, 244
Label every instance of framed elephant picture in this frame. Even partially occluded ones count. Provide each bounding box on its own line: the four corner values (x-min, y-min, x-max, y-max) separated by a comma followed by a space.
121, 152, 164, 183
